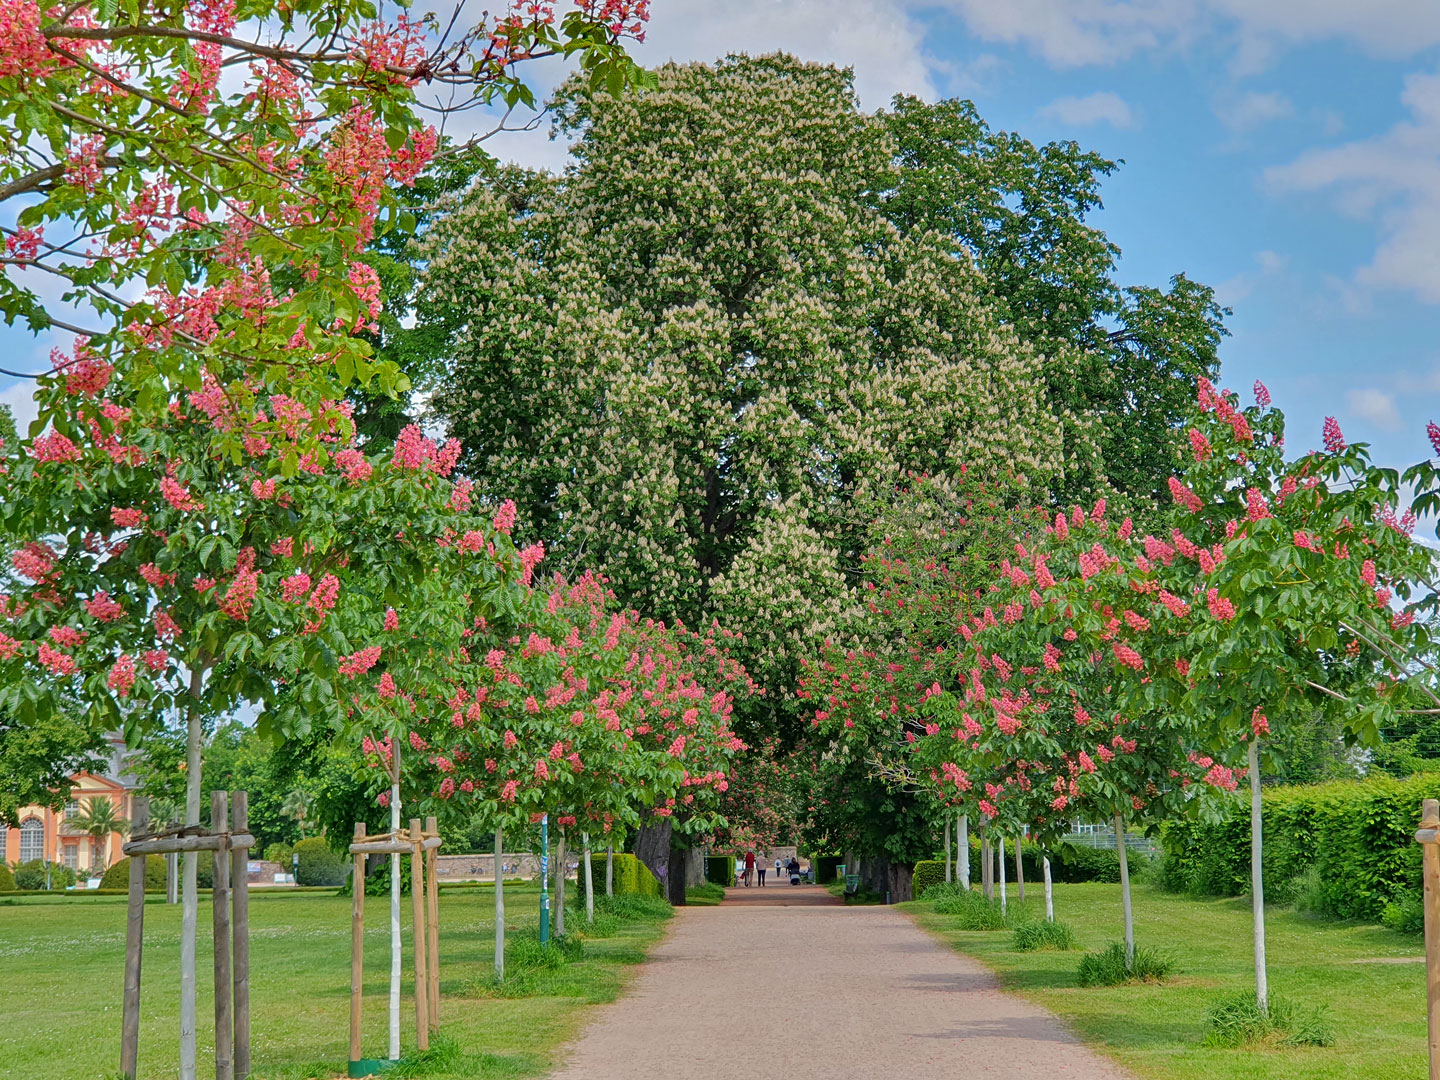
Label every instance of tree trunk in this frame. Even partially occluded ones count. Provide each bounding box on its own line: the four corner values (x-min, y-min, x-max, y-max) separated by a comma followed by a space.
605, 842, 613, 898
998, 836, 1007, 915
958, 815, 969, 891
180, 673, 203, 1080
1249, 737, 1269, 1014
886, 861, 914, 903
667, 846, 687, 905
582, 833, 594, 923
1115, 811, 1134, 971
1043, 855, 1054, 922
944, 812, 952, 883
1015, 836, 1025, 905
494, 825, 505, 979
686, 846, 706, 887
981, 829, 992, 901
388, 757, 401, 1061
554, 829, 567, 937
634, 819, 672, 886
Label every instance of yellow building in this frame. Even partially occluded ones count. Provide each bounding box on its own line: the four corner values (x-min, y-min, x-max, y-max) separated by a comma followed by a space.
3, 737, 138, 876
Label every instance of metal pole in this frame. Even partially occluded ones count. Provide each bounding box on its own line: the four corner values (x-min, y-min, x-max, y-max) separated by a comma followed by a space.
539, 814, 550, 945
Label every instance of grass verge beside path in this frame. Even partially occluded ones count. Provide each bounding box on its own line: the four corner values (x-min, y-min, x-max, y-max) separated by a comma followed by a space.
0, 882, 670, 1080
903, 881, 1426, 1080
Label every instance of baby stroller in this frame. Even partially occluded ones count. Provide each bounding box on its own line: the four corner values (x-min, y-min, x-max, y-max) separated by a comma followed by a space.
788, 861, 802, 885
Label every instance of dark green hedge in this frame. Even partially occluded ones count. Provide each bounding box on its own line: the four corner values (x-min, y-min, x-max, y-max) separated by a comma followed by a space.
912, 860, 946, 897
705, 856, 734, 886
295, 837, 349, 886
1160, 775, 1440, 922
814, 856, 844, 884
0, 864, 14, 891
99, 855, 169, 891
924, 842, 1123, 886
585, 852, 662, 898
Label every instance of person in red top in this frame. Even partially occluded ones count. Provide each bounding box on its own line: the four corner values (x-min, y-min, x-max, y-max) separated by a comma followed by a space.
744, 849, 756, 887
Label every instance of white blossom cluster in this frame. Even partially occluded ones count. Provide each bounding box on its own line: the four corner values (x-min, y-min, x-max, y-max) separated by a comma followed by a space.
418, 54, 1066, 701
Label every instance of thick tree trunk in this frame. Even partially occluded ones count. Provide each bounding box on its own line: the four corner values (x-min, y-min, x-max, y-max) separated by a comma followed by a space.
494, 826, 505, 979
958, 815, 969, 891
179, 673, 203, 1080
686, 845, 706, 887
634, 819, 672, 886
887, 861, 914, 903
1115, 811, 1134, 971
667, 846, 687, 905
1249, 737, 1269, 1014
605, 842, 614, 898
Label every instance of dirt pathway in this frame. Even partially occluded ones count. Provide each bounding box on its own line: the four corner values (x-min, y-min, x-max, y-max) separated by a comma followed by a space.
549, 884, 1132, 1079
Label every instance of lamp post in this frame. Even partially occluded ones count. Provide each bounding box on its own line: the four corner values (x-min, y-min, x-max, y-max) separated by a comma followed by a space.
539, 814, 550, 946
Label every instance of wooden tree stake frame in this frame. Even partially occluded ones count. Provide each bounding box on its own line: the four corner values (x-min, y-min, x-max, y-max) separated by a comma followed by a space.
347, 819, 442, 1077
1416, 798, 1440, 1080
120, 792, 254, 1080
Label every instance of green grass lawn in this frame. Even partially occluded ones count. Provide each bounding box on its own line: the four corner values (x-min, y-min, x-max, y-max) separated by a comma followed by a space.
0, 883, 670, 1080
904, 880, 1428, 1079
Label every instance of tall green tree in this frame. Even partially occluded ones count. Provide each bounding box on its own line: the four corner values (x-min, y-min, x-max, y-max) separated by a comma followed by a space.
420, 55, 1070, 733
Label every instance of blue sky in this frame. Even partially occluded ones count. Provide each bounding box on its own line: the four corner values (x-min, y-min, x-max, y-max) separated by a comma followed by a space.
6, 0, 1440, 487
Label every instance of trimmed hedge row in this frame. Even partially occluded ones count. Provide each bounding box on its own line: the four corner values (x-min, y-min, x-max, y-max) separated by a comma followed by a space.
1160, 774, 1440, 922
814, 856, 844, 884
585, 852, 663, 899
918, 842, 1125, 894
705, 856, 734, 887
99, 855, 169, 891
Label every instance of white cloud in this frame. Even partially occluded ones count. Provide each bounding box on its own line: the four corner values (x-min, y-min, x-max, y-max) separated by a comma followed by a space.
1214, 90, 1292, 132
1347, 388, 1403, 430
932, 0, 1440, 70
0, 379, 41, 437
1038, 91, 1136, 129
1214, 248, 1289, 305
1265, 69, 1440, 303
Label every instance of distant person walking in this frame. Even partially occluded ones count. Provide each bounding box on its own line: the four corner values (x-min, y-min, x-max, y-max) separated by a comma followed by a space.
757, 851, 767, 887
744, 849, 755, 887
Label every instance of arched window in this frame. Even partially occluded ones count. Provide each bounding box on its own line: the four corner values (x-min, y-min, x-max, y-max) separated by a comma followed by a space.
19, 818, 44, 864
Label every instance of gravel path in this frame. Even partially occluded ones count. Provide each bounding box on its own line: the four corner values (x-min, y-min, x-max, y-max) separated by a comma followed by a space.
549, 884, 1133, 1079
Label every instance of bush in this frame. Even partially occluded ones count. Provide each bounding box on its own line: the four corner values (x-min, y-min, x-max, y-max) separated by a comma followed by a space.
99, 855, 169, 891
686, 881, 725, 903
1050, 845, 1123, 884
1202, 992, 1335, 1048
0, 864, 14, 891
911, 860, 946, 898
263, 842, 294, 866
705, 856, 734, 886
1076, 942, 1174, 987
814, 856, 844, 884
13, 860, 71, 890
595, 892, 673, 922
295, 836, 348, 886
585, 852, 662, 899
1012, 919, 1078, 952
1160, 774, 1440, 924
1382, 890, 1425, 935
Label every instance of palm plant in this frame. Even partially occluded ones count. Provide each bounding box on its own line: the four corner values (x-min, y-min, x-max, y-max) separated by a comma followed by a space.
73, 797, 129, 869
281, 789, 312, 838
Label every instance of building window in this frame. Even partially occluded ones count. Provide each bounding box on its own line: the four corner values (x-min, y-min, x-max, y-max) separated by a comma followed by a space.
64, 800, 79, 820
63, 845, 79, 870
19, 818, 44, 863
0, 829, 5, 862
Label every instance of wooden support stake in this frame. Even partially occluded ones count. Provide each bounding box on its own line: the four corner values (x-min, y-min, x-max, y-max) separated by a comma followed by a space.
409, 819, 429, 1051
1015, 836, 1025, 905
211, 791, 234, 1080
231, 791, 251, 1080
121, 798, 149, 1080
350, 822, 365, 1065
424, 816, 439, 1030
1421, 798, 1440, 1080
